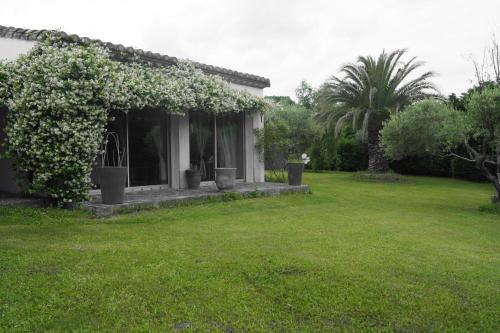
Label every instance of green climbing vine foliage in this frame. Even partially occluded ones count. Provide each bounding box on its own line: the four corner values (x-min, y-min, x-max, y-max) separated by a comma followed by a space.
0, 34, 271, 204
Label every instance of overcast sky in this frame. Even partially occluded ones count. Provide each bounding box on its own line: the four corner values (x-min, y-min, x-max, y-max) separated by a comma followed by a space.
1, 0, 499, 98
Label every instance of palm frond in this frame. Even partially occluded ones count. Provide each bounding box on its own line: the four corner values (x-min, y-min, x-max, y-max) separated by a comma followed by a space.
334, 111, 354, 137
316, 49, 437, 141
360, 110, 372, 142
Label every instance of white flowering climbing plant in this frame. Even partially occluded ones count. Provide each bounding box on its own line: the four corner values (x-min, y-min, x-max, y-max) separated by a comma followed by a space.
0, 61, 9, 106
0, 34, 271, 204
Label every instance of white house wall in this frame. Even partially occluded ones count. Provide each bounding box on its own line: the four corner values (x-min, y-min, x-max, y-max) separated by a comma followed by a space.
227, 83, 266, 183
0, 37, 35, 61
227, 82, 263, 97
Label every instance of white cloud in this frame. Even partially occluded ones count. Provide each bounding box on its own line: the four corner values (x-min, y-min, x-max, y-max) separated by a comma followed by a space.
1, 0, 499, 97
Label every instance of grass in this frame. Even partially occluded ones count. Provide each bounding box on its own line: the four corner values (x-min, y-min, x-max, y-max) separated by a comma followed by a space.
352, 170, 406, 182
479, 203, 500, 214
0, 173, 499, 332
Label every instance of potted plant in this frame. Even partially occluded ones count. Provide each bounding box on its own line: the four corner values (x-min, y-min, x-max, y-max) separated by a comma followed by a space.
97, 132, 127, 204
287, 153, 310, 186
215, 168, 236, 190
186, 165, 201, 189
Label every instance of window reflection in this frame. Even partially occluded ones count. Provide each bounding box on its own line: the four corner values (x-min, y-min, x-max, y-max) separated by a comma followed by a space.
128, 109, 169, 186
189, 111, 215, 181
217, 113, 244, 179
91, 110, 127, 188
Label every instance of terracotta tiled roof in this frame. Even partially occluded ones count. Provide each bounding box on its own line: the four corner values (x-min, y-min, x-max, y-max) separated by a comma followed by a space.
0, 25, 271, 89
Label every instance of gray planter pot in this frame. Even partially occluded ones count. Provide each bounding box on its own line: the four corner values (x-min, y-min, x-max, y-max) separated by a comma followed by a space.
287, 162, 304, 186
186, 169, 201, 189
215, 168, 236, 190
97, 167, 127, 205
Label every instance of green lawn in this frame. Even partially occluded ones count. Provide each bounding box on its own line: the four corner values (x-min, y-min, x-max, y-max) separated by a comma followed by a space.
1, 173, 499, 332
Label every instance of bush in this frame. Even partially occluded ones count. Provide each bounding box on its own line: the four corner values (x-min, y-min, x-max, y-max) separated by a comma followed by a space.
383, 99, 487, 182
265, 170, 287, 183
336, 135, 368, 172
4, 38, 113, 204
478, 203, 500, 214
259, 100, 317, 170
390, 153, 485, 181
391, 155, 451, 177
308, 131, 337, 171
352, 170, 405, 182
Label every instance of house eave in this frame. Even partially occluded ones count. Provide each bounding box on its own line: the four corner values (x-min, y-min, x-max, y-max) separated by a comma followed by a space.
0, 25, 271, 89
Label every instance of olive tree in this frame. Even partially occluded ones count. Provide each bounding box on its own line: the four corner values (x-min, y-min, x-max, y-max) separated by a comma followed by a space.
381, 92, 500, 202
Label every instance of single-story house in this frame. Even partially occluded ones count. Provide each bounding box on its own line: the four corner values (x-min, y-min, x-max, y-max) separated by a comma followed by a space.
0, 25, 270, 195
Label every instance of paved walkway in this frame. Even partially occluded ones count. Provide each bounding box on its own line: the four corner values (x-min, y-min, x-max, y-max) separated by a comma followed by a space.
83, 182, 309, 216
0, 192, 42, 208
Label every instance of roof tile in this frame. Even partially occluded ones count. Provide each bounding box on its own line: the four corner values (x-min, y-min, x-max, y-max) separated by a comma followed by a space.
0, 25, 271, 88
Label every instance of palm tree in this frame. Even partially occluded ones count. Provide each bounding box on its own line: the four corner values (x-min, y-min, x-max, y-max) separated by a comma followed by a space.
317, 49, 438, 172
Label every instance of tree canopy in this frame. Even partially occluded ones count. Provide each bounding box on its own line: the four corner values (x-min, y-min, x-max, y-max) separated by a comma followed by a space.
381, 90, 500, 201
317, 49, 438, 172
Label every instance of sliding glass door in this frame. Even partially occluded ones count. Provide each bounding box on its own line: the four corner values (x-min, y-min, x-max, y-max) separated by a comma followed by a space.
128, 109, 169, 187
92, 109, 243, 190
189, 111, 244, 181
216, 113, 244, 179
90, 110, 127, 189
189, 111, 215, 181
91, 109, 169, 189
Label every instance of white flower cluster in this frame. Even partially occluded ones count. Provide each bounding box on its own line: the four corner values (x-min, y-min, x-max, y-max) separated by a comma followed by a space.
0, 34, 272, 204
0, 61, 10, 105
301, 153, 310, 164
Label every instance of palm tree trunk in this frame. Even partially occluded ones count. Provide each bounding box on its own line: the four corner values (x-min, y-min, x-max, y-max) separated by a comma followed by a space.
367, 117, 389, 173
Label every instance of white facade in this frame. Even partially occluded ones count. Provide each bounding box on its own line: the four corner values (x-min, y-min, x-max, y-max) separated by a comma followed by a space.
228, 82, 264, 97
0, 36, 266, 194
0, 37, 35, 61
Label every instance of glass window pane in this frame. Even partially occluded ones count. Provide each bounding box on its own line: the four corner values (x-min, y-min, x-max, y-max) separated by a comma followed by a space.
128, 109, 169, 186
91, 110, 127, 189
216, 112, 244, 179
189, 111, 215, 181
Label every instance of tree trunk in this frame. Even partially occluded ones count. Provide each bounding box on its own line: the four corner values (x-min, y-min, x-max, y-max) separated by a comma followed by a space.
495, 145, 500, 202
471, 146, 500, 203
497, 145, 500, 174
367, 116, 389, 173
483, 164, 500, 203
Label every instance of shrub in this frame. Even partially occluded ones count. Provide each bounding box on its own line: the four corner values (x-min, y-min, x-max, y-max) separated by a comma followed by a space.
352, 170, 405, 182
478, 203, 500, 214
265, 170, 287, 183
0, 61, 9, 106
336, 135, 368, 171
391, 155, 451, 177
221, 192, 242, 201
4, 39, 113, 203
258, 100, 317, 171
308, 131, 337, 171
381, 97, 500, 201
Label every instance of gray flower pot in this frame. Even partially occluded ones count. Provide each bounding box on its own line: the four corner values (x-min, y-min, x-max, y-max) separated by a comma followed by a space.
97, 167, 127, 204
215, 168, 236, 190
186, 169, 201, 189
287, 162, 304, 186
